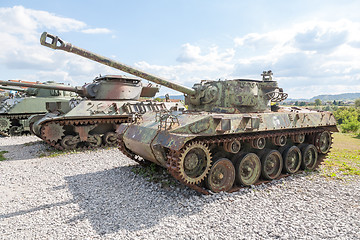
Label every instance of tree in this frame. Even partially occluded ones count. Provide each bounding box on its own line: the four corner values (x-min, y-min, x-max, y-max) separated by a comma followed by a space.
314, 99, 322, 106
355, 98, 360, 108
334, 107, 360, 133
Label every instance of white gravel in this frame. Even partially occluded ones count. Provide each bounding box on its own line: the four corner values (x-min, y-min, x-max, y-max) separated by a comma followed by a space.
0, 136, 359, 239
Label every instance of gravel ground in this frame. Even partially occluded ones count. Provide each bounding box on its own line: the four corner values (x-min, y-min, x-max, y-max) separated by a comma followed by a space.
0, 136, 359, 239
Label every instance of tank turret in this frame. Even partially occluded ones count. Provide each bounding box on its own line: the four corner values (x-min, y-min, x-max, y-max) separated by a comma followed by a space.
0, 75, 158, 100
0, 81, 79, 136
41, 32, 287, 113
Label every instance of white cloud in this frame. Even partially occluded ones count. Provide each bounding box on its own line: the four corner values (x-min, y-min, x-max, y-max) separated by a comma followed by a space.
0, 5, 113, 85
134, 44, 237, 96
134, 20, 360, 98
0, 6, 86, 35
81, 28, 112, 34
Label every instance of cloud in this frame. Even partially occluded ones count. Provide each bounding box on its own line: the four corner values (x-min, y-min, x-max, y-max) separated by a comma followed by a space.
293, 27, 348, 53
134, 43, 236, 96
137, 20, 360, 98
0, 5, 113, 85
81, 28, 112, 34
0, 6, 86, 35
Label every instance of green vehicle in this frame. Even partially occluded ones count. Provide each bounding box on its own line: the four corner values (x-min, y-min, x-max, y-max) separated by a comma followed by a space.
0, 81, 77, 136
23, 33, 183, 150
41, 32, 337, 194
118, 70, 338, 194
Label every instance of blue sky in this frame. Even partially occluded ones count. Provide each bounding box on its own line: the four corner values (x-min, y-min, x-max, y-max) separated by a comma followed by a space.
0, 1, 360, 98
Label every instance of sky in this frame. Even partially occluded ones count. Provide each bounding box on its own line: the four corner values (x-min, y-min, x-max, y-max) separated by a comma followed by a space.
0, 0, 360, 99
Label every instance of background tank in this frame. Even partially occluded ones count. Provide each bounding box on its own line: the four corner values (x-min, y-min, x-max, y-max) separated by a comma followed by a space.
28, 37, 181, 150
0, 80, 77, 136
42, 32, 338, 194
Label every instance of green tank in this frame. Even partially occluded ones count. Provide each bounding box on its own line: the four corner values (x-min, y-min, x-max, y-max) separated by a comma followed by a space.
0, 81, 77, 136
42, 32, 338, 194
118, 70, 338, 194
30, 33, 182, 150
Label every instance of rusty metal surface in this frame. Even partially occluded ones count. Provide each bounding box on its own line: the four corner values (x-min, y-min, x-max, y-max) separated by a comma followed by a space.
38, 102, 183, 150
164, 128, 332, 194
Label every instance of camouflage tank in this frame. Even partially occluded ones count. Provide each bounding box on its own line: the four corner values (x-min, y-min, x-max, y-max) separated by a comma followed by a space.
0, 81, 77, 136
117, 70, 338, 194
41, 32, 337, 194
29, 33, 183, 150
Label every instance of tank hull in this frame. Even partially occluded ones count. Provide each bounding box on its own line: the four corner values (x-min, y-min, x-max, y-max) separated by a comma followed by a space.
118, 107, 338, 193
32, 100, 183, 150
0, 97, 74, 135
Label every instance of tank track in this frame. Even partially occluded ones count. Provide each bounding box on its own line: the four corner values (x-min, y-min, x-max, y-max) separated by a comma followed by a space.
41, 117, 130, 150
6, 114, 38, 120
0, 114, 41, 136
121, 127, 333, 194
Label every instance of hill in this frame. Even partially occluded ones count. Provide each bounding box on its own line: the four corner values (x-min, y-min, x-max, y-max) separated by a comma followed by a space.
310, 93, 360, 101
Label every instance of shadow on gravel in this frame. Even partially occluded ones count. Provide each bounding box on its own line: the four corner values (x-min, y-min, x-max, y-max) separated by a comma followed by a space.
0, 141, 47, 161
64, 166, 203, 235
0, 200, 75, 219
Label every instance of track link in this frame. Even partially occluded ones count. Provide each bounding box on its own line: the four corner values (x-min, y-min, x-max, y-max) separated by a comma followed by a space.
160, 128, 332, 194
41, 117, 130, 150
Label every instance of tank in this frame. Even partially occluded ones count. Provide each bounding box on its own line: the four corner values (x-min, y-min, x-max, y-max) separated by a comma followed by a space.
32, 33, 182, 150
41, 32, 338, 194
0, 81, 77, 136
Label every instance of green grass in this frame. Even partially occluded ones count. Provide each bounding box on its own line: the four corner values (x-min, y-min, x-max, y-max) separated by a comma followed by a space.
0, 150, 8, 161
321, 132, 360, 178
38, 149, 79, 158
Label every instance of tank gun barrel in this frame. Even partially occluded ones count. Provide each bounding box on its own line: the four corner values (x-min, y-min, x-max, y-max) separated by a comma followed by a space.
40, 32, 196, 96
0, 80, 83, 95
0, 85, 27, 92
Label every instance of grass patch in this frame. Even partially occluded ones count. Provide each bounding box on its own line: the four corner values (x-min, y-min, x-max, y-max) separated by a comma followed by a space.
0, 151, 8, 161
38, 148, 80, 158
0, 150, 8, 161
23, 141, 40, 146
321, 132, 360, 178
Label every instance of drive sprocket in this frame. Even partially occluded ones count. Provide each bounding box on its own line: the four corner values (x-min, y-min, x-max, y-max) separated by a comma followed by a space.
178, 141, 212, 184
0, 117, 11, 132
41, 122, 65, 143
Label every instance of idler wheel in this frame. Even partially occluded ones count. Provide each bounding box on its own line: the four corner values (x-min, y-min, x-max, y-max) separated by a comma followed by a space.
178, 141, 212, 184
292, 134, 305, 144
300, 144, 318, 170
315, 131, 331, 154
251, 137, 266, 150
282, 146, 302, 174
9, 126, 22, 136
61, 135, 80, 150
205, 158, 235, 193
224, 140, 241, 154
87, 134, 102, 147
235, 153, 261, 186
103, 132, 117, 146
261, 149, 283, 180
